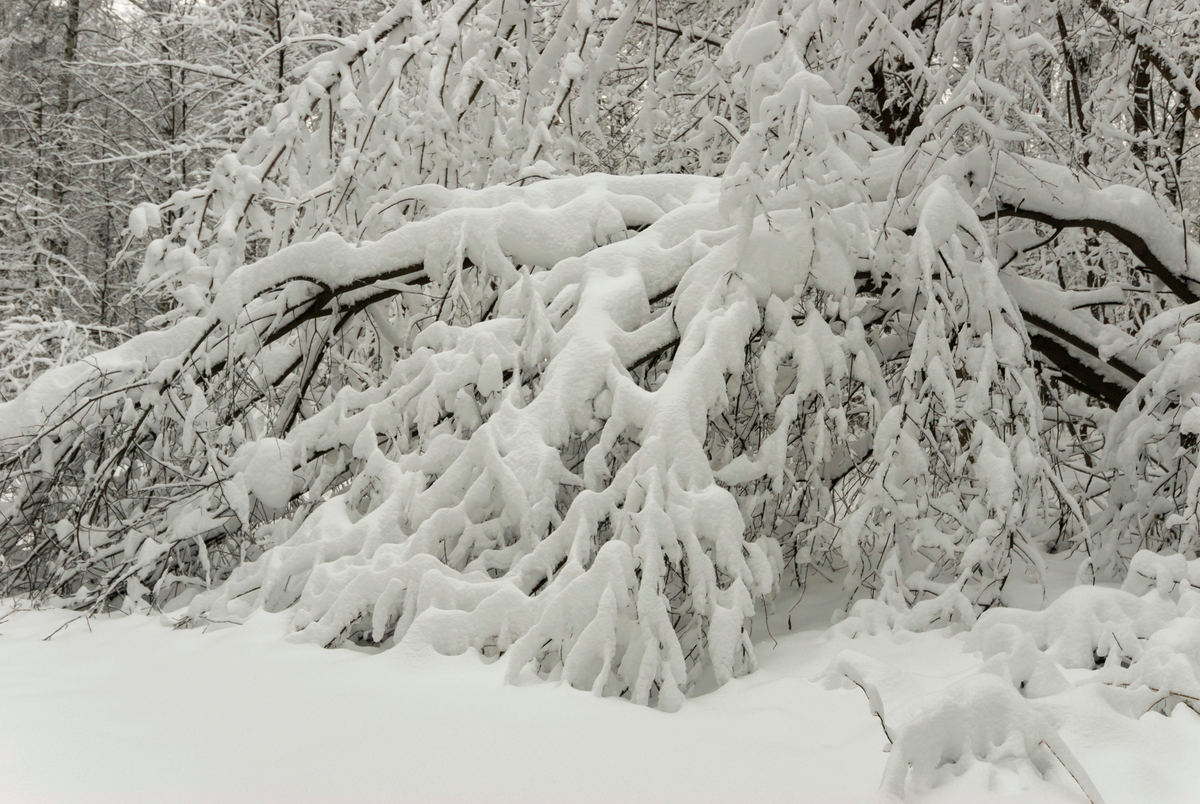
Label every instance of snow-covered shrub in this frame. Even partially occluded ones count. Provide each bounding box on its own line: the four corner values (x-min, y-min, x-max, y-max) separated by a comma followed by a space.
5, 0, 1200, 712
970, 550, 1200, 720
1122, 550, 1200, 599
833, 556, 978, 636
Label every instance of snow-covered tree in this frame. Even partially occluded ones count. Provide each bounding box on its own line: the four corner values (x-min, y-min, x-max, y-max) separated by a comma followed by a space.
4, 0, 1200, 710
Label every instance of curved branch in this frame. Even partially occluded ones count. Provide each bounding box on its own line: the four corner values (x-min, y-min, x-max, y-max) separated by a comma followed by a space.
989, 205, 1200, 304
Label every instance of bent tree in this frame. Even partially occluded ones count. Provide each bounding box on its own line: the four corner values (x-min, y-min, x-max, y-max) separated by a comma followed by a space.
3, 0, 1200, 708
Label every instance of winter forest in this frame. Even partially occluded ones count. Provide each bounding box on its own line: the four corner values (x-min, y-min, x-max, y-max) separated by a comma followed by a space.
4, 0, 1200, 800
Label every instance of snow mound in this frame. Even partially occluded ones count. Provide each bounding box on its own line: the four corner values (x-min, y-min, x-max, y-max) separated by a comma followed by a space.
882, 673, 1103, 802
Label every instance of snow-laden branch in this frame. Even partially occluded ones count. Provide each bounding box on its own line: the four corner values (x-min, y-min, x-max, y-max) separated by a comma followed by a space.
980, 153, 1200, 303
1082, 0, 1200, 117
1001, 274, 1148, 408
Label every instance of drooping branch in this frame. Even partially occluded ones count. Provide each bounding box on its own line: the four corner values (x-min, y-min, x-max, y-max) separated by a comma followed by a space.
998, 273, 1148, 408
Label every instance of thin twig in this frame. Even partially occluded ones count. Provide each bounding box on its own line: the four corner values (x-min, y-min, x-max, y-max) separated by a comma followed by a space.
1039, 740, 1101, 804
42, 614, 83, 641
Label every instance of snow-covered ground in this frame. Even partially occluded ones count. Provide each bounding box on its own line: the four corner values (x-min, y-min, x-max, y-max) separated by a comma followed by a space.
3, 560, 1199, 804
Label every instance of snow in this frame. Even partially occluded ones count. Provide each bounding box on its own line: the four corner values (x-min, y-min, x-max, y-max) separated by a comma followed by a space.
5, 558, 1200, 803
729, 22, 782, 68
0, 602, 887, 804
11, 2, 1200, 791
979, 151, 1200, 291
233, 437, 298, 510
